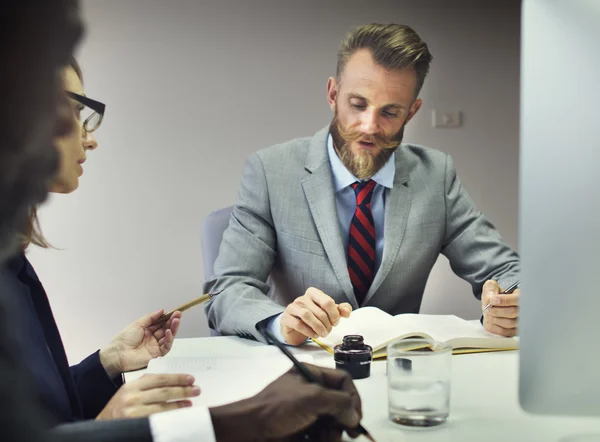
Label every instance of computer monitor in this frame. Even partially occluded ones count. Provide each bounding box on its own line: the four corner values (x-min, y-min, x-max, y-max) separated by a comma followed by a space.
519, 0, 600, 416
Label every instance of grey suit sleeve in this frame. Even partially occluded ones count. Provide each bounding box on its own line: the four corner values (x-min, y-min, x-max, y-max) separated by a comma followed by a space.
204, 153, 285, 342
50, 418, 152, 442
440, 154, 520, 298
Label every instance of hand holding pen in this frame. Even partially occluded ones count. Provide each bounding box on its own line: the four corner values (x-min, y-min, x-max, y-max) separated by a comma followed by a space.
481, 280, 520, 337
264, 329, 375, 441
209, 333, 371, 442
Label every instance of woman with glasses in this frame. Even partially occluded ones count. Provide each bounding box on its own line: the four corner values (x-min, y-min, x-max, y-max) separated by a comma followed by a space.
51, 67, 103, 193
23, 59, 104, 245
4, 58, 200, 425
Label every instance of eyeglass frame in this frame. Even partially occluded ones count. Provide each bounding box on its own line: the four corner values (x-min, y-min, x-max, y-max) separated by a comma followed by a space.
65, 91, 106, 133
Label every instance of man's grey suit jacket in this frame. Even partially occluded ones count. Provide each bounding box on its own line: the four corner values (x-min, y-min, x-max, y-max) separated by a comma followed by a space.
205, 126, 520, 342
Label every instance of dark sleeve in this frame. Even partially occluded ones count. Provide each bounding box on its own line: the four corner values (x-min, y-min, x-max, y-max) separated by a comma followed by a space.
0, 277, 152, 442
51, 418, 153, 442
0, 274, 54, 442
70, 350, 123, 419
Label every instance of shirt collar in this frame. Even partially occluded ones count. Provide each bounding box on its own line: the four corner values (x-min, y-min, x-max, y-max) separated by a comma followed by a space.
327, 134, 395, 192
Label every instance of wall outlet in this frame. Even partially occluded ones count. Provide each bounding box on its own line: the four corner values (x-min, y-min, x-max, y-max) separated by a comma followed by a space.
432, 110, 462, 128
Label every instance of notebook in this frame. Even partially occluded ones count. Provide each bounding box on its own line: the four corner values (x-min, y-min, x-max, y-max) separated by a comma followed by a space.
313, 306, 518, 358
146, 353, 314, 407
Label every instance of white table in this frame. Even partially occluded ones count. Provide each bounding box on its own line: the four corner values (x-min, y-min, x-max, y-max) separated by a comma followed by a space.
125, 337, 600, 442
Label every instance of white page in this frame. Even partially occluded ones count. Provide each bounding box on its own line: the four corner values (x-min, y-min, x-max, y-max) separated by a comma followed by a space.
319, 306, 395, 349
391, 314, 465, 342
321, 309, 517, 351
147, 354, 314, 408
392, 314, 517, 348
320, 308, 442, 350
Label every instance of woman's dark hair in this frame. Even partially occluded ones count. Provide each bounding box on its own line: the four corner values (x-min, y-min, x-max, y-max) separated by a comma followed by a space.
21, 57, 83, 249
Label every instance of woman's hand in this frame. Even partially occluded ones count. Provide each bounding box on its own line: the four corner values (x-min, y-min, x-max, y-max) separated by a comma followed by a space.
96, 373, 199, 420
99, 309, 181, 376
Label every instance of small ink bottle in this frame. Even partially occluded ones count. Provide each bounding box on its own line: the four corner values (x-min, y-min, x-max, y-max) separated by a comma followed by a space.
333, 335, 373, 379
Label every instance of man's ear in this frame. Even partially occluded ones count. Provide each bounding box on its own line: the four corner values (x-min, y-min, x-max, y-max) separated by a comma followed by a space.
326, 77, 338, 112
406, 98, 422, 122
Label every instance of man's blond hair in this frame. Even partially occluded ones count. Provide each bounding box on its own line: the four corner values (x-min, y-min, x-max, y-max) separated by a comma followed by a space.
337, 23, 433, 96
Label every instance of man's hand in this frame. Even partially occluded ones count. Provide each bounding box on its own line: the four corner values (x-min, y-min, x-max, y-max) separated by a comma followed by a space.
209, 364, 362, 442
99, 310, 182, 377
96, 373, 199, 420
280, 288, 352, 345
482, 280, 519, 337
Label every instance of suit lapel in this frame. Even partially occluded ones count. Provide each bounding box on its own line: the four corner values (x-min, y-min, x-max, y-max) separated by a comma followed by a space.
364, 147, 412, 304
301, 127, 357, 306
23, 258, 83, 420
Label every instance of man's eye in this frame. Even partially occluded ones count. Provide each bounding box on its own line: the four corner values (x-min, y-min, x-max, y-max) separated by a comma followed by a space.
383, 110, 398, 118
351, 103, 366, 110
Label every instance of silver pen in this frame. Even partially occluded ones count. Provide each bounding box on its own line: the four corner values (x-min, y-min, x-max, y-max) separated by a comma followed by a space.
482, 280, 520, 312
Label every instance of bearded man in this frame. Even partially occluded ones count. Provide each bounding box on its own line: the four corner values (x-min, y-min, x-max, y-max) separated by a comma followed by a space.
205, 23, 521, 346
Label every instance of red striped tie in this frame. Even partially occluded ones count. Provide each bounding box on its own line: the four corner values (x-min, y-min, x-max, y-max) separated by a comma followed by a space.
348, 180, 376, 305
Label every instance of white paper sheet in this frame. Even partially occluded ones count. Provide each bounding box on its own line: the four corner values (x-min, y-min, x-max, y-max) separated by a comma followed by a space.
147, 353, 314, 407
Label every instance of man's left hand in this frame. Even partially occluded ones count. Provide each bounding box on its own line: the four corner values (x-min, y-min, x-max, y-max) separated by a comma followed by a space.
481, 280, 519, 337
100, 310, 182, 377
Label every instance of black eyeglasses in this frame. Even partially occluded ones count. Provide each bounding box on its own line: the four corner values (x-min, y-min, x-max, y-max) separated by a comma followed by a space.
66, 91, 106, 133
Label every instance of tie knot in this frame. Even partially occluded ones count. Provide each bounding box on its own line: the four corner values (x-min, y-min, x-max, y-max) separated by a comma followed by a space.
351, 180, 376, 205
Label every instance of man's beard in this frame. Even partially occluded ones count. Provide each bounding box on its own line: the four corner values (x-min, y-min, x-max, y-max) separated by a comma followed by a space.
330, 108, 405, 180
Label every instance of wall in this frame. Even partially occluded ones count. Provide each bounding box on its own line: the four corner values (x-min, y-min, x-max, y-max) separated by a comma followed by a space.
29, 0, 521, 363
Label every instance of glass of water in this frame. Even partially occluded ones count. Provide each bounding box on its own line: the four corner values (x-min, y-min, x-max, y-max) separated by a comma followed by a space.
387, 339, 452, 427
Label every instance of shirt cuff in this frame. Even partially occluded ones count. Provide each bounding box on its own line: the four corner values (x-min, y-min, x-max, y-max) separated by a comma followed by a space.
265, 313, 287, 343
149, 406, 215, 442
264, 313, 308, 346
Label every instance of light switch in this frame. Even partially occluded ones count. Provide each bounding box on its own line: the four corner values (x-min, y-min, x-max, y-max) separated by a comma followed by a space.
432, 110, 462, 128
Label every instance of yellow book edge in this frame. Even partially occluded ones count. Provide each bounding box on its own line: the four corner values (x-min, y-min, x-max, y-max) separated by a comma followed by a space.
311, 338, 518, 359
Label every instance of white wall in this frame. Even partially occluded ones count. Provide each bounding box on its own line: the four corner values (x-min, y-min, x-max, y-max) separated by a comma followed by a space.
29, 0, 521, 363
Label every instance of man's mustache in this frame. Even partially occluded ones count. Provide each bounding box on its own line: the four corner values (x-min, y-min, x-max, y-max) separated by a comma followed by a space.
335, 123, 401, 150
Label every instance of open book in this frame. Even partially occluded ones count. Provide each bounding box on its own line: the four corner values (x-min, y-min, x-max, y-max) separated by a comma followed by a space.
313, 307, 518, 358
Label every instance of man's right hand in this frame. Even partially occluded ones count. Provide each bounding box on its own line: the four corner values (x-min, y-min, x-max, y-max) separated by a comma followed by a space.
280, 288, 352, 345
96, 373, 200, 420
209, 364, 363, 442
